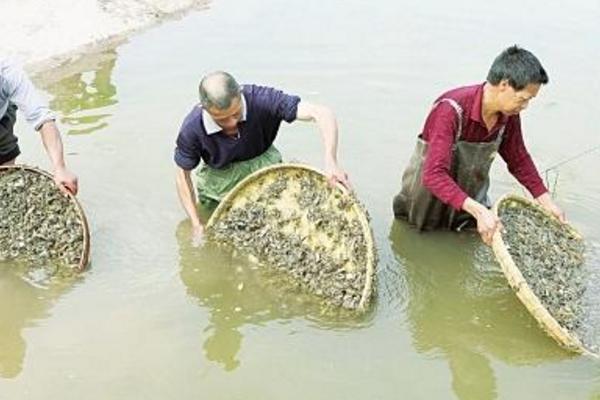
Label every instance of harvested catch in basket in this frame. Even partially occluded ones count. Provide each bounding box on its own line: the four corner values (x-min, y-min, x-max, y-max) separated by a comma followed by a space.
492, 194, 597, 357
0, 165, 90, 285
206, 163, 376, 311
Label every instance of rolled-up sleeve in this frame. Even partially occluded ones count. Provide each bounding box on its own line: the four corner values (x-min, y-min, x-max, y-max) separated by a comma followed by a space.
174, 128, 201, 170
499, 115, 547, 198
2, 60, 56, 130
260, 86, 301, 123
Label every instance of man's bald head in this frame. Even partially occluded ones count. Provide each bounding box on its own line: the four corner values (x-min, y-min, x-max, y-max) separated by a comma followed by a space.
198, 71, 241, 111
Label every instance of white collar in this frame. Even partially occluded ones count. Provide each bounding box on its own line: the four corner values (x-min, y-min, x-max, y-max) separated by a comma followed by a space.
202, 93, 247, 135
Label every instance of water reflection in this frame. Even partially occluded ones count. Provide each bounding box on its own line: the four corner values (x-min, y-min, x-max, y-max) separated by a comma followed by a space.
389, 221, 570, 400
0, 266, 77, 379
176, 207, 370, 371
42, 49, 118, 136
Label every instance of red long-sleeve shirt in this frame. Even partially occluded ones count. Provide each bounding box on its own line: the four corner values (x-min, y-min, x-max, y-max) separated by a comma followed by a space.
421, 83, 548, 210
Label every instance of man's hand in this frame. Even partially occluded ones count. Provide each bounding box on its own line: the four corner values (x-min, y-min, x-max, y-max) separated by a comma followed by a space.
39, 121, 78, 195
176, 167, 206, 245
536, 192, 566, 223
462, 197, 503, 245
192, 224, 205, 247
295, 101, 351, 190
54, 166, 78, 195
475, 208, 503, 245
325, 159, 352, 191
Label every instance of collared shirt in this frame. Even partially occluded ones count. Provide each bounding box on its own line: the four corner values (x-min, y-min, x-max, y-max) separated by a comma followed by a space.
174, 84, 301, 170
0, 58, 56, 130
421, 83, 547, 210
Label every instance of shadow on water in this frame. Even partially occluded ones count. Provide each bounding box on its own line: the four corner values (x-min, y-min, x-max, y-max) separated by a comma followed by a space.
176, 205, 373, 372
0, 265, 80, 379
388, 220, 572, 400
36, 49, 119, 136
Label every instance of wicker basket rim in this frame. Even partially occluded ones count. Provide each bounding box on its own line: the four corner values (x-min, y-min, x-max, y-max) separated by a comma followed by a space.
206, 162, 376, 311
491, 193, 595, 358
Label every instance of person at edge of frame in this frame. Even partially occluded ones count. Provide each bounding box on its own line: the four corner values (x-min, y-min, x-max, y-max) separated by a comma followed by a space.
0, 58, 78, 194
174, 71, 350, 245
393, 45, 564, 245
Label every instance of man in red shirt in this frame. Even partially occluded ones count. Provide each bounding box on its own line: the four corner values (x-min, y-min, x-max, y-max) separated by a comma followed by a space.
393, 46, 564, 245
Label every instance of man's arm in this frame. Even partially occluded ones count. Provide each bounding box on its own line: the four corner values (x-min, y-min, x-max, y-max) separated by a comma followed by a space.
422, 102, 470, 209
422, 102, 501, 244
39, 121, 78, 195
3, 60, 78, 194
294, 101, 350, 189
3, 59, 56, 131
535, 192, 566, 223
174, 116, 205, 244
499, 116, 566, 222
462, 197, 502, 245
176, 167, 204, 243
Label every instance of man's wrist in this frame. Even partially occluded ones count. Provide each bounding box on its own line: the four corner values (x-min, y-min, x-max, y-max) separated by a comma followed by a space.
462, 197, 485, 218
535, 191, 551, 205
53, 163, 67, 172
191, 221, 204, 229
324, 156, 337, 168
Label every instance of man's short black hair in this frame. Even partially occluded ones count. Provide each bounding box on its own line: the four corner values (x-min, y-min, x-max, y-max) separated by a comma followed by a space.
486, 45, 549, 90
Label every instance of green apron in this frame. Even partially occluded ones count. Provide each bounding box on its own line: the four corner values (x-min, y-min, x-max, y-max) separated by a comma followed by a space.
392, 98, 505, 231
196, 145, 282, 205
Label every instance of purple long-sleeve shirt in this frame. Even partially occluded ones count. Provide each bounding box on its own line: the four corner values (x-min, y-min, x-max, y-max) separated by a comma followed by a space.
174, 84, 300, 170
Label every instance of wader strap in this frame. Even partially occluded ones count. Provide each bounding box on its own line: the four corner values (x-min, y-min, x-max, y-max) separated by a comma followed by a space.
496, 124, 506, 144
433, 98, 464, 143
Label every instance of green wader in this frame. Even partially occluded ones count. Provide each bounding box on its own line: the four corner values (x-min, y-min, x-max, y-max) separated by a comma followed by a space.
196, 145, 282, 206
392, 98, 505, 231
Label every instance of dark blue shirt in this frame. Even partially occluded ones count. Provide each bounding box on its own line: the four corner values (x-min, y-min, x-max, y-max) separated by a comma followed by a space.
174, 84, 301, 170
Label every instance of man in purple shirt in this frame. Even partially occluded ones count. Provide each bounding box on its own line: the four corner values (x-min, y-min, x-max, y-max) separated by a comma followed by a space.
175, 71, 349, 244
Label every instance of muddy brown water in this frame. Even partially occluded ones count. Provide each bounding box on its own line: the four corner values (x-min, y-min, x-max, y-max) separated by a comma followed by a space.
1, 0, 600, 399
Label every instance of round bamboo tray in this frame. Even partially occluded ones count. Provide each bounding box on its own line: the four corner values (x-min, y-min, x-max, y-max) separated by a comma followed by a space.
492, 193, 596, 357
0, 164, 90, 271
206, 163, 376, 311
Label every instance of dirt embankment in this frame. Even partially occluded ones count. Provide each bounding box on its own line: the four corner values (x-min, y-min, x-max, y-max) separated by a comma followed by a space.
0, 0, 209, 73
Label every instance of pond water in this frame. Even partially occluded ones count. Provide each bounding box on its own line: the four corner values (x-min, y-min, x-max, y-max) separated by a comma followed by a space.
1, 0, 600, 398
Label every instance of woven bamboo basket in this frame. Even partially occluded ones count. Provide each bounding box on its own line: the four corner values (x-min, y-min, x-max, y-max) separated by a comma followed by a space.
206, 163, 376, 311
0, 164, 90, 271
492, 193, 596, 357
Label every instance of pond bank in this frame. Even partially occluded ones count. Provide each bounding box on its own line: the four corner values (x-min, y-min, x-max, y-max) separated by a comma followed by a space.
0, 0, 209, 74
